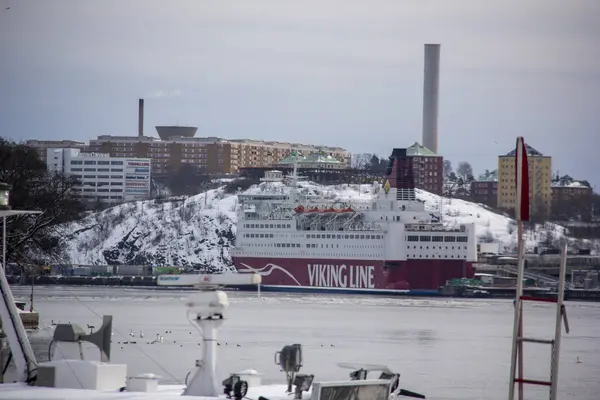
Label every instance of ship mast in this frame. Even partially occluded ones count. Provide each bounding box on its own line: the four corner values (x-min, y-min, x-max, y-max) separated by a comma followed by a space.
286, 155, 301, 203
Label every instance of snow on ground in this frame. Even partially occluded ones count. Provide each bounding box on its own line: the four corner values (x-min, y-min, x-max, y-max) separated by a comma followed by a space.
415, 190, 566, 253
59, 181, 568, 268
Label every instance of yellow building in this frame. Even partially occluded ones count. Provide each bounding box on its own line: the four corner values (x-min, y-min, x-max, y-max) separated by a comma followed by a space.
497, 144, 552, 218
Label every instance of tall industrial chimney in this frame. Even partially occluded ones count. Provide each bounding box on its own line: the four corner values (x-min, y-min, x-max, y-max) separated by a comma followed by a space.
422, 44, 440, 154
138, 98, 144, 138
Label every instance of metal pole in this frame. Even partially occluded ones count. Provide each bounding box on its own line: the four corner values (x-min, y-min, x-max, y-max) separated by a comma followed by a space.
30, 273, 34, 312
2, 216, 5, 270
550, 241, 568, 400
517, 293, 524, 400
508, 139, 526, 400
0, 217, 4, 383
0, 332, 5, 383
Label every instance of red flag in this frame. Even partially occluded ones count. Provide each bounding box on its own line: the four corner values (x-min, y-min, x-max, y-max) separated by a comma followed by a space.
515, 137, 530, 222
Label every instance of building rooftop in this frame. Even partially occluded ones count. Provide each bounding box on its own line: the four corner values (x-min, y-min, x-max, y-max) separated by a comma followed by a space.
406, 142, 439, 156
477, 169, 498, 182
552, 180, 591, 189
91, 135, 347, 151
155, 126, 198, 140
503, 143, 545, 157
229, 138, 346, 151
277, 151, 343, 165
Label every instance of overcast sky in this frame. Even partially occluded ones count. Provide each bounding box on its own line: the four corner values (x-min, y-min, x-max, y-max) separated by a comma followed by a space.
1, 0, 599, 188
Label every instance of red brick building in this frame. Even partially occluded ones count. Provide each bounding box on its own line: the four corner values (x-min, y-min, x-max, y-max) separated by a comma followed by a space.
551, 181, 593, 222
406, 142, 443, 195
470, 170, 498, 208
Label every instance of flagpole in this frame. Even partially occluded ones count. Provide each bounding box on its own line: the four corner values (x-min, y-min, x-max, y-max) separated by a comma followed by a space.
508, 137, 526, 400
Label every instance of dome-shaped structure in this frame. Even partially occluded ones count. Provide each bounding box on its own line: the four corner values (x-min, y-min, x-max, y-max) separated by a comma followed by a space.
155, 126, 198, 140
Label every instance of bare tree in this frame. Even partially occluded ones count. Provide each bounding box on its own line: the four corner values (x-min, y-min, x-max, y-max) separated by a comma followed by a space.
443, 160, 453, 178
456, 161, 474, 182
351, 153, 372, 169
0, 138, 86, 269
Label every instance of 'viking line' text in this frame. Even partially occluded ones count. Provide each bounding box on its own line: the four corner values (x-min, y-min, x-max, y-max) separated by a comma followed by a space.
307, 264, 375, 289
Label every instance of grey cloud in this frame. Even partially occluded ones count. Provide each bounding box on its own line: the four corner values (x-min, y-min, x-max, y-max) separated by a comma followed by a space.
147, 90, 182, 99
0, 0, 598, 188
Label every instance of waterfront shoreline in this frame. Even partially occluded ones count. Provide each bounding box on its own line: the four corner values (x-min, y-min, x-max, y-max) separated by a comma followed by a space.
10, 275, 600, 301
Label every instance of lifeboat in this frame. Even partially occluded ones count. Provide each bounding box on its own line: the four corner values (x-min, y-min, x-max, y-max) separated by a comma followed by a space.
294, 205, 305, 213
341, 207, 354, 213
325, 207, 336, 213
308, 207, 320, 213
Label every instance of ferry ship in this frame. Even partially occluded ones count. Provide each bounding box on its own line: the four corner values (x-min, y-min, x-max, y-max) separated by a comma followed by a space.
231, 148, 477, 295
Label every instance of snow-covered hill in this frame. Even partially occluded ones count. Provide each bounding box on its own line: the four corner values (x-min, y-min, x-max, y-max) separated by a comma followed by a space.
59, 181, 568, 268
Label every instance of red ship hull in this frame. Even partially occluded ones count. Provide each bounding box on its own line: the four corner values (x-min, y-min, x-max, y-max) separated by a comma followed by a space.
232, 256, 474, 294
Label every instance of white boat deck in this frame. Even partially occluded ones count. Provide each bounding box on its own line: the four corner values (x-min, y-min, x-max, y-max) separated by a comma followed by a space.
0, 383, 298, 399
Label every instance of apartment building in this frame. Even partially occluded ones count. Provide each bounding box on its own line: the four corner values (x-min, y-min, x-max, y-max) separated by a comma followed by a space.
470, 170, 498, 208
46, 148, 151, 203
26, 140, 87, 163
86, 134, 350, 175
87, 135, 232, 175
27, 129, 351, 176
497, 144, 552, 217
231, 139, 350, 170
551, 181, 593, 221
406, 142, 444, 196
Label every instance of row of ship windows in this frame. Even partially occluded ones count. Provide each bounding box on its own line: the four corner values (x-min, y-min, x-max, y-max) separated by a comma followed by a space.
244, 243, 383, 249
306, 233, 382, 240
242, 233, 382, 240
408, 245, 468, 250
406, 235, 468, 243
409, 254, 465, 259
243, 223, 292, 229
242, 252, 378, 258
238, 252, 465, 259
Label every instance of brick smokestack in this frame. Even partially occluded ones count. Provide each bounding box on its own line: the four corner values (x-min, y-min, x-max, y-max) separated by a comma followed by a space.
138, 98, 144, 138
422, 44, 440, 154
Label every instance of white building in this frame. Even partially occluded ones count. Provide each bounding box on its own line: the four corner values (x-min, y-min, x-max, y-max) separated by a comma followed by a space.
46, 148, 151, 203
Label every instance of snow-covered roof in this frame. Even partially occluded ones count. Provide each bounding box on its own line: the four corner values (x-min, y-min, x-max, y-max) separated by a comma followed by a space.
277, 151, 342, 165
552, 180, 590, 189
476, 170, 498, 182
503, 143, 545, 157
406, 142, 439, 157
